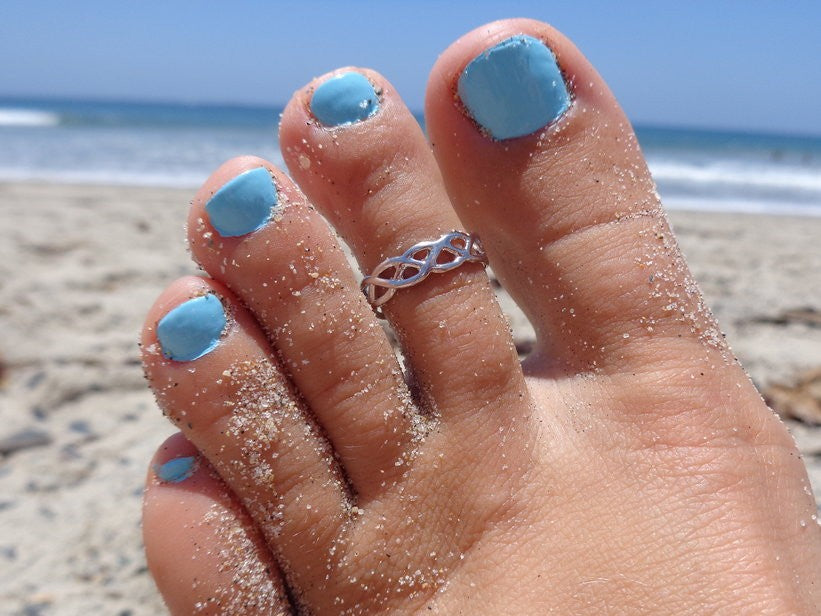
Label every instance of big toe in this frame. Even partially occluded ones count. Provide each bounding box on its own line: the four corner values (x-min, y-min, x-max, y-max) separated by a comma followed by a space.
426, 19, 727, 377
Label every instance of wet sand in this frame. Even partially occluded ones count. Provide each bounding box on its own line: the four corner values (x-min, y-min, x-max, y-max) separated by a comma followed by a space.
1, 181, 820, 614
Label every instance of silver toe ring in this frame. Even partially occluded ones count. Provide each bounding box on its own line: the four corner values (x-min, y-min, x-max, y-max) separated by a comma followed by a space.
361, 231, 488, 317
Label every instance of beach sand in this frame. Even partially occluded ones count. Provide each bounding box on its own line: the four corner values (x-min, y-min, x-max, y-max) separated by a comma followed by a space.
1, 181, 820, 614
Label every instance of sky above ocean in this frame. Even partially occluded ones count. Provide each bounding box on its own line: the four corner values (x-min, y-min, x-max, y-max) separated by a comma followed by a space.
2, 1, 820, 135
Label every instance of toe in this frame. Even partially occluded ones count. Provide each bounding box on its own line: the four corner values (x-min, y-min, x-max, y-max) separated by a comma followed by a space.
143, 433, 290, 615
426, 19, 725, 375
280, 69, 525, 418
187, 157, 418, 495
141, 276, 348, 588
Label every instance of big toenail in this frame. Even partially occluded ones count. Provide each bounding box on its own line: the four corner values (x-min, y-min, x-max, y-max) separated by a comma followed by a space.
205, 167, 278, 237
458, 34, 570, 140
310, 72, 380, 127
157, 294, 227, 361
154, 455, 197, 483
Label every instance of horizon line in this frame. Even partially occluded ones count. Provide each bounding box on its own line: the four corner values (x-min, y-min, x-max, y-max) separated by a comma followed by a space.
1, 93, 820, 141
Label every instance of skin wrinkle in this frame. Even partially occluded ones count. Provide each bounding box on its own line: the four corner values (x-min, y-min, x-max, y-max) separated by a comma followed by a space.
550, 470, 753, 611
299, 353, 394, 418
613, 452, 803, 587
530, 383, 809, 610
305, 122, 409, 186
506, 238, 702, 375
147, 362, 274, 437
356, 140, 442, 206
401, 284, 517, 394
533, 205, 662, 262
532, 226, 715, 350
599, 383, 756, 444
270, 294, 376, 368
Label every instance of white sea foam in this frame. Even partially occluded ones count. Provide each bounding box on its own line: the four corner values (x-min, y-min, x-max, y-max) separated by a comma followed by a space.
648, 160, 821, 194
0, 108, 60, 127
1, 100, 819, 217
0, 167, 206, 188
664, 196, 821, 217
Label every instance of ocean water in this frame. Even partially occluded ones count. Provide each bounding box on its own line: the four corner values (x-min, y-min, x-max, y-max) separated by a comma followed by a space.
2, 97, 820, 216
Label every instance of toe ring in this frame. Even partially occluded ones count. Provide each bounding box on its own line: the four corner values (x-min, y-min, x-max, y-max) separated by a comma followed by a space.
361, 231, 488, 317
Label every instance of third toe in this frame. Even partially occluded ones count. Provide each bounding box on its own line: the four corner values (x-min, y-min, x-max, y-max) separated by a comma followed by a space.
186, 157, 415, 496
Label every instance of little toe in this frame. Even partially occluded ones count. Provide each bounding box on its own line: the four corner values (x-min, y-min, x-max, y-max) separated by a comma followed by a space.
141, 276, 349, 588
187, 157, 418, 495
426, 19, 726, 375
143, 433, 290, 615
280, 69, 525, 419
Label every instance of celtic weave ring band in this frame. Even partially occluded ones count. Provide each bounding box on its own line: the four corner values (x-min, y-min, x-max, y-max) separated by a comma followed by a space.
361, 231, 488, 315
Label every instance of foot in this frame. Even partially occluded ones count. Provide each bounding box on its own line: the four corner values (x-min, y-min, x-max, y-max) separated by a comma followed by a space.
141, 19, 821, 615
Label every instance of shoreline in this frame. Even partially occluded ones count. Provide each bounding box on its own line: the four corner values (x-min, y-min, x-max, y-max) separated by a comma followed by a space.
3, 177, 821, 218
1, 180, 820, 614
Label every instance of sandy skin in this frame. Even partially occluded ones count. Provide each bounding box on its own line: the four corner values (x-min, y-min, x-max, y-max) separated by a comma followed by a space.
133, 18, 821, 615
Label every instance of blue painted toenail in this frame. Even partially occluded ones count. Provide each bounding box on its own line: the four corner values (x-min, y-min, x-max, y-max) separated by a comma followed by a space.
458, 35, 570, 140
155, 456, 197, 483
310, 72, 380, 127
205, 167, 277, 237
157, 294, 226, 362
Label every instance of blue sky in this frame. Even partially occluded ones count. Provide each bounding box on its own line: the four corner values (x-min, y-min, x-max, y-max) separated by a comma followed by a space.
2, 0, 820, 134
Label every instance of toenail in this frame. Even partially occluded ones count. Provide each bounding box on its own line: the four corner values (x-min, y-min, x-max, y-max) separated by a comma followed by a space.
205, 167, 278, 237
157, 294, 227, 361
154, 455, 197, 483
458, 34, 570, 140
309, 71, 380, 127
